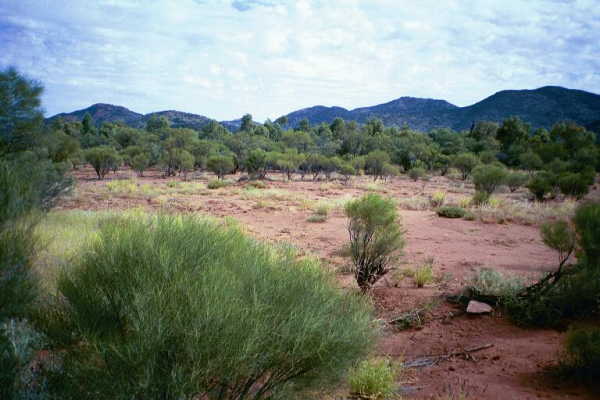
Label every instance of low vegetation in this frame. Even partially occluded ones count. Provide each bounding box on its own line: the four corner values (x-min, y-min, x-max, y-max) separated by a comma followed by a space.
348, 358, 398, 399
345, 194, 405, 291
37, 214, 376, 399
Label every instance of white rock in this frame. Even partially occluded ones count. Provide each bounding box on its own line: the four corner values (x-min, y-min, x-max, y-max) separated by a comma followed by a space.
466, 300, 493, 314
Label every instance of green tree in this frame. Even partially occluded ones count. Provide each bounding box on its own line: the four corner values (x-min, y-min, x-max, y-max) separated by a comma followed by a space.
207, 154, 235, 179
452, 152, 479, 180
0, 68, 44, 154
240, 113, 253, 132
85, 146, 120, 179
146, 115, 170, 133
364, 150, 391, 180
131, 153, 150, 177
472, 164, 508, 196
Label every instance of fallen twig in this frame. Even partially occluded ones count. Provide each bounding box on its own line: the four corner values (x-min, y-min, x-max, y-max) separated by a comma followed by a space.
403, 343, 494, 368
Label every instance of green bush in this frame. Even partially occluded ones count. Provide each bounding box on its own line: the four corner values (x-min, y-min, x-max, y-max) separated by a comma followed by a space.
307, 214, 327, 223
452, 153, 479, 180
469, 268, 525, 300
348, 358, 397, 399
130, 153, 150, 177
563, 326, 600, 378
345, 194, 404, 291
504, 202, 600, 327
558, 172, 590, 199
206, 154, 235, 179
414, 262, 434, 288
471, 190, 490, 206
436, 206, 466, 219
472, 164, 508, 195
40, 215, 375, 399
527, 171, 554, 201
408, 167, 426, 182
85, 146, 120, 179
207, 179, 230, 189
506, 171, 529, 192
429, 192, 446, 208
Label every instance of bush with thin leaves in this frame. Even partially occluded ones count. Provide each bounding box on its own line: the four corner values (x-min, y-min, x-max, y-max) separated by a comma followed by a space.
436, 206, 466, 219
39, 214, 375, 399
558, 172, 590, 200
345, 194, 404, 291
348, 358, 397, 399
472, 164, 508, 196
562, 326, 600, 379
506, 171, 529, 192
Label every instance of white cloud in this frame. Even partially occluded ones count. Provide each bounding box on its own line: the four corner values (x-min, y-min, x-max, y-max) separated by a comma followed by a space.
0, 0, 598, 121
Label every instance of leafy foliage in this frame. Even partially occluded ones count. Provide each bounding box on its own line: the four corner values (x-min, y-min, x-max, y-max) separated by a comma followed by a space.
345, 194, 404, 291
436, 206, 466, 218
348, 358, 397, 400
39, 215, 375, 399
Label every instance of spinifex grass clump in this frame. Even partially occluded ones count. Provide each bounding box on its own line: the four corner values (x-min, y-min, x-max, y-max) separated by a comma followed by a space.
345, 194, 404, 291
39, 214, 375, 399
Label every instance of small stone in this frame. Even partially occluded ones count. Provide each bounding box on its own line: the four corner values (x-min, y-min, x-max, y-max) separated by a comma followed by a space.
466, 300, 493, 314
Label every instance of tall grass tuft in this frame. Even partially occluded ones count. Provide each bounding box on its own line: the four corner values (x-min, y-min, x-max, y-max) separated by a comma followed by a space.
39, 214, 376, 399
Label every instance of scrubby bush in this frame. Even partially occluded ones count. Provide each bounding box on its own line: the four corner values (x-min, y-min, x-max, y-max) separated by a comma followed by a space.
452, 153, 479, 180
348, 358, 397, 400
469, 268, 525, 300
563, 326, 600, 379
471, 190, 491, 206
39, 215, 375, 399
207, 154, 235, 180
558, 172, 590, 199
345, 194, 404, 291
527, 171, 554, 201
506, 171, 529, 192
408, 167, 426, 182
207, 179, 230, 189
504, 202, 600, 327
414, 262, 435, 288
472, 164, 507, 195
429, 192, 446, 208
130, 153, 150, 177
85, 146, 120, 179
436, 206, 466, 219
307, 214, 327, 223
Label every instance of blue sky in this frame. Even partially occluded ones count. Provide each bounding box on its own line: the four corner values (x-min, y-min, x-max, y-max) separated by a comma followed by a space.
1, 0, 599, 121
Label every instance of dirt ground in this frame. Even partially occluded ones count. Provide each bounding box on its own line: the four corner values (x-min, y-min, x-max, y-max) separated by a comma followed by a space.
57, 166, 600, 400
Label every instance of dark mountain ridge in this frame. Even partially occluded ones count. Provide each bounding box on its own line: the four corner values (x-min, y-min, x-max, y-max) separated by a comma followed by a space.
47, 86, 600, 133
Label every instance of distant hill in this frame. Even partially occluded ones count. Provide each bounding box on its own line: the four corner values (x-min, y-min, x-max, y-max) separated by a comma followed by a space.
282, 86, 600, 131
49, 103, 143, 126
48, 86, 600, 133
48, 104, 215, 131
142, 110, 211, 131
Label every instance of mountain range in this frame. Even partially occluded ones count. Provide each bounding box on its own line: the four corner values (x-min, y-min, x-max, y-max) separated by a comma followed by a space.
48, 86, 600, 134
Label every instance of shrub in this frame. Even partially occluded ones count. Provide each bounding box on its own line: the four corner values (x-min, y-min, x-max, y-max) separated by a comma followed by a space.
85, 146, 120, 179
563, 326, 600, 378
40, 215, 375, 399
315, 204, 330, 216
471, 190, 490, 206
429, 192, 446, 208
345, 194, 404, 291
469, 268, 525, 300
452, 153, 479, 180
206, 154, 235, 179
506, 171, 529, 192
472, 164, 508, 195
130, 153, 150, 177
558, 172, 590, 199
436, 206, 466, 219
307, 214, 327, 223
505, 202, 600, 327
207, 179, 230, 189
414, 261, 434, 288
348, 358, 397, 399
527, 171, 554, 201
408, 167, 426, 182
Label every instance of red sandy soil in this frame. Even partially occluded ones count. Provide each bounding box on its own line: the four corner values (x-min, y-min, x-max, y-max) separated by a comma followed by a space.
56, 167, 600, 399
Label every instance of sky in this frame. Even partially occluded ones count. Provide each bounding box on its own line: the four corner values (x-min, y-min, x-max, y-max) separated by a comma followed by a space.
1, 0, 599, 121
